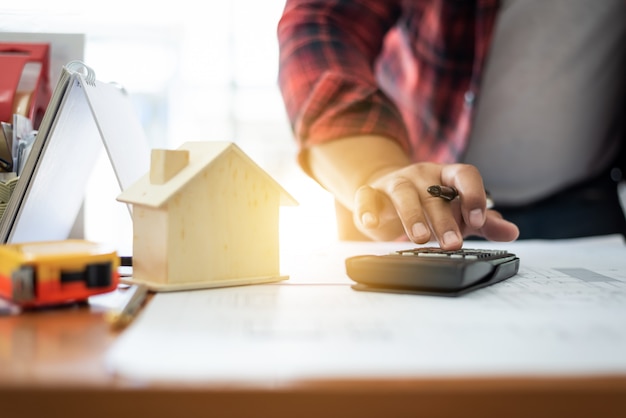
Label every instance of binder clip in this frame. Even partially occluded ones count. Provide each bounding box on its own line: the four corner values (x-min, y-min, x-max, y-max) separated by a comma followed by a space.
0, 43, 52, 129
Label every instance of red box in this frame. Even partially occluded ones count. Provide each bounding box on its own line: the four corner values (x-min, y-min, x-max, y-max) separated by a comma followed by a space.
0, 43, 51, 128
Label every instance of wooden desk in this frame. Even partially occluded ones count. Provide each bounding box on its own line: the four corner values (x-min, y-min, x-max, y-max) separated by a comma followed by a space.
1, 290, 625, 418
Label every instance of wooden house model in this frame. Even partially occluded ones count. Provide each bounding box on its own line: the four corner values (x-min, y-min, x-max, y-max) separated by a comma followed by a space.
116, 141, 298, 291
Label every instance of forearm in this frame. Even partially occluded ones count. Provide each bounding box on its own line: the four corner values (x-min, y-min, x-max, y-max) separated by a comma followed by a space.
306, 135, 411, 210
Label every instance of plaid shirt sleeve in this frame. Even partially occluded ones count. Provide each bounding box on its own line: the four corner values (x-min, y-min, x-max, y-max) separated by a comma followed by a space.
277, 0, 499, 171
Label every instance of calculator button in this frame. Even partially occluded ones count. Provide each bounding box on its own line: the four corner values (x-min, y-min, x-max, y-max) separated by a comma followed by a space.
418, 252, 448, 258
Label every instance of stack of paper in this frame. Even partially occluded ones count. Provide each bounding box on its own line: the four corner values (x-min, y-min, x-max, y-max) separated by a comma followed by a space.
0, 174, 18, 220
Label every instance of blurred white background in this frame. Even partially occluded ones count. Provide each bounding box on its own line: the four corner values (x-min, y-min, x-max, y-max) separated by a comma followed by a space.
0, 0, 338, 254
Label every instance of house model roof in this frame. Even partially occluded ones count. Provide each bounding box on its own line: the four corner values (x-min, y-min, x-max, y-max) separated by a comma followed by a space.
117, 141, 297, 208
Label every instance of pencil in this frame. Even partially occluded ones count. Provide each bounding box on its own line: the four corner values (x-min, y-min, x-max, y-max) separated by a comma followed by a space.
105, 284, 149, 329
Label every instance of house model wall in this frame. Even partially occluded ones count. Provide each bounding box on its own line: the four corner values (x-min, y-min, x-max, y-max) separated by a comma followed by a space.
117, 141, 297, 292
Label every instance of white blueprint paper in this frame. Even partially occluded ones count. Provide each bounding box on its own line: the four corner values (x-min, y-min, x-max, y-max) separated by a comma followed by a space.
106, 235, 626, 382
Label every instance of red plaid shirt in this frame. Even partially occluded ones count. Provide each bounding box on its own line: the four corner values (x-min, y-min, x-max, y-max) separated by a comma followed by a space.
278, 0, 500, 173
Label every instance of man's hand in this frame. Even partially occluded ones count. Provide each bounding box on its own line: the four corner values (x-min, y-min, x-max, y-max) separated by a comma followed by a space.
354, 162, 519, 249
307, 135, 519, 249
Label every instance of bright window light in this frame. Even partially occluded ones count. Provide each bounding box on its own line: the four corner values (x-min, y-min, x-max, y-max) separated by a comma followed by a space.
2, 0, 338, 252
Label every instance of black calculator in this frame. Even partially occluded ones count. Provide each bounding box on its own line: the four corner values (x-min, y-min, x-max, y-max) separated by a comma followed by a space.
346, 247, 519, 296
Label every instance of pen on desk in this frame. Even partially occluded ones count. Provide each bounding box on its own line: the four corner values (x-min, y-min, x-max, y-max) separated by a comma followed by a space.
105, 284, 149, 329
427, 185, 494, 209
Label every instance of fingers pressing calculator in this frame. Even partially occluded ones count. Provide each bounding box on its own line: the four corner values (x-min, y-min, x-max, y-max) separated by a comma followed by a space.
346, 247, 519, 296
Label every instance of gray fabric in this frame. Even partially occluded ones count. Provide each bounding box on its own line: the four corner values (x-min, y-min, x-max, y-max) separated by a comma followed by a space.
463, 0, 626, 205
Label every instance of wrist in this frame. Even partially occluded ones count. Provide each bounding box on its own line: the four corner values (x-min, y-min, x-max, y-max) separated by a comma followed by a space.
307, 135, 410, 210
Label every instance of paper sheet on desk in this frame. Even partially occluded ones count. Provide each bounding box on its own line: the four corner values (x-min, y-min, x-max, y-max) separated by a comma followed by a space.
281, 234, 626, 284
106, 235, 626, 382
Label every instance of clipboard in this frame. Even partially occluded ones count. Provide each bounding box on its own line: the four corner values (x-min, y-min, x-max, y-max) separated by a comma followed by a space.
0, 61, 151, 244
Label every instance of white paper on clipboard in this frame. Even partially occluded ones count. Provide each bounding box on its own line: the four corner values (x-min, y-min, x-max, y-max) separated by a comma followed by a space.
0, 61, 150, 244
